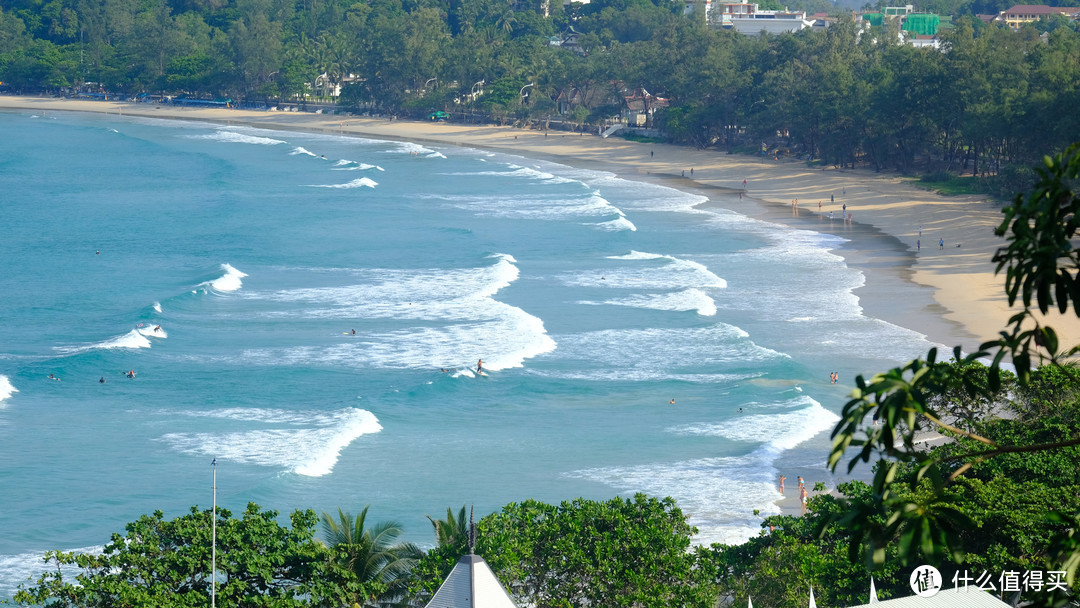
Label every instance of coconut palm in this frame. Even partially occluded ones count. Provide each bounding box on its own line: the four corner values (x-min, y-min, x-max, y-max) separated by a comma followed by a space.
321, 507, 423, 607
426, 505, 469, 551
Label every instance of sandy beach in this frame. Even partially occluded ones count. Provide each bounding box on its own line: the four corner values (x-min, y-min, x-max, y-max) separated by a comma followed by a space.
6, 94, 1075, 356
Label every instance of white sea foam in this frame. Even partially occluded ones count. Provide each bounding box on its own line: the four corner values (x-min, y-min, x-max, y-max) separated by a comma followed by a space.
425, 191, 630, 223
193, 130, 285, 145
332, 160, 382, 171
0, 547, 102, 600
290, 146, 319, 157
54, 329, 152, 354
239, 254, 555, 371
152, 301, 162, 313
533, 325, 784, 382
0, 375, 17, 406
391, 142, 445, 158
199, 263, 248, 293
592, 216, 637, 231
308, 177, 378, 189
582, 287, 717, 316
136, 324, 168, 339
669, 397, 840, 452
158, 407, 381, 477
568, 397, 838, 546
444, 164, 577, 185
558, 250, 726, 293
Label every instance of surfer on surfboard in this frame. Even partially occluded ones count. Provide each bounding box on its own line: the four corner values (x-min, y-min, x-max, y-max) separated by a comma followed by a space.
476, 359, 484, 374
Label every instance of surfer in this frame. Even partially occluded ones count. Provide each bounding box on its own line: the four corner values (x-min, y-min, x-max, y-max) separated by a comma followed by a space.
154, 325, 162, 332
99, 377, 106, 383
48, 373, 60, 381
669, 398, 675, 404
476, 359, 484, 374
126, 370, 136, 379
351, 329, 356, 335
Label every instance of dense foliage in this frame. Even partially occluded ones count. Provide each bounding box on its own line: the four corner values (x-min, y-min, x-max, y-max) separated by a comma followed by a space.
2, 0, 1080, 188
13, 503, 366, 607
826, 142, 1080, 606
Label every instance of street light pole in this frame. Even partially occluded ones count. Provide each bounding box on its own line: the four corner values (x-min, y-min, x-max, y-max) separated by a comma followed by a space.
211, 458, 217, 608
519, 82, 535, 100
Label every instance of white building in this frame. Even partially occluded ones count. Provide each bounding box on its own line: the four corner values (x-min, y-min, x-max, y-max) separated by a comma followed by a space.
716, 2, 814, 35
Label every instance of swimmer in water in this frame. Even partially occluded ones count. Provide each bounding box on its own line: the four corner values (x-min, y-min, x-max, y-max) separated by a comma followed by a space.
99, 377, 106, 383
48, 373, 60, 381
126, 370, 136, 379
669, 398, 675, 404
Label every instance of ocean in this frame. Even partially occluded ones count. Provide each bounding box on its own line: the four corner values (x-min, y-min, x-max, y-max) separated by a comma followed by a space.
0, 109, 935, 598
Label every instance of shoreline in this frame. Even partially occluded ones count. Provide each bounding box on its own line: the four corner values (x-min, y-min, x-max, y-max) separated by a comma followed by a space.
3, 96, 1065, 526
6, 95, 1074, 353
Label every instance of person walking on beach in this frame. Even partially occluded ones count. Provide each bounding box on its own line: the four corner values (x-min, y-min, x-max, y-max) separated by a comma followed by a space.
797, 476, 804, 492
800, 485, 809, 513
917, 239, 921, 251
940, 238, 944, 250
779, 475, 787, 495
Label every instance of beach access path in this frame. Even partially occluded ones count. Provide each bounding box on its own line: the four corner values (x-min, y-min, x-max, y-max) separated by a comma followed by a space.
5, 95, 1078, 354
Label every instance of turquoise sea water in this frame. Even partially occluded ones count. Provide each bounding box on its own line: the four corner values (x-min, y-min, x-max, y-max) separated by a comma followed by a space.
0, 109, 935, 597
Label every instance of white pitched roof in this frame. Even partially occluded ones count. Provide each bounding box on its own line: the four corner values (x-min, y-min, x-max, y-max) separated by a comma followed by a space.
848, 586, 1011, 608
426, 554, 518, 608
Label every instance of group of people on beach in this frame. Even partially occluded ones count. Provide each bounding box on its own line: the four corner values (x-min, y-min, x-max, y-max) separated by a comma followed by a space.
778, 475, 811, 513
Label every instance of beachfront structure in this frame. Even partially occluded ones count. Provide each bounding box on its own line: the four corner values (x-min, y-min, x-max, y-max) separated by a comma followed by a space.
996, 4, 1080, 27
425, 553, 518, 608
715, 2, 814, 35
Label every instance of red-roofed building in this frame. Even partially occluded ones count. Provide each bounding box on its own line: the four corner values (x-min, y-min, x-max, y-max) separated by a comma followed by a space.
997, 4, 1080, 27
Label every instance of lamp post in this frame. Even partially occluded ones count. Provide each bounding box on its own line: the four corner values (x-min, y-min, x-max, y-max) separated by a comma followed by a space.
211, 458, 217, 608
424, 77, 437, 91
471, 80, 485, 99
519, 82, 535, 100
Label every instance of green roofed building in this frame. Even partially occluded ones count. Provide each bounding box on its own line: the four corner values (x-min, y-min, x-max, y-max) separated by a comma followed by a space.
902, 13, 940, 35
863, 12, 884, 25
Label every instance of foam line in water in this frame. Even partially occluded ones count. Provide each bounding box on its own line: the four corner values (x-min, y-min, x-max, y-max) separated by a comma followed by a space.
200, 263, 248, 293
290, 146, 318, 157
582, 287, 717, 316
238, 254, 555, 371
136, 324, 168, 339
0, 547, 102, 600
668, 396, 840, 452
331, 160, 381, 171
192, 130, 285, 145
0, 375, 17, 406
391, 142, 445, 158
158, 407, 381, 477
592, 217, 637, 231
54, 329, 153, 354
567, 399, 839, 546
308, 177, 378, 189
565, 451, 782, 546
152, 301, 162, 313
424, 191, 630, 223
535, 325, 785, 382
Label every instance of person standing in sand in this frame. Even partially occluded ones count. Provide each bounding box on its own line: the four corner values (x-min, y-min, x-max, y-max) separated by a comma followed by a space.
779, 475, 787, 494
797, 476, 804, 492
940, 238, 944, 250
800, 485, 809, 513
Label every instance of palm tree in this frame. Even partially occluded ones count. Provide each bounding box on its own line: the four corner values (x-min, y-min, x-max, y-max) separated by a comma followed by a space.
321, 507, 423, 607
426, 505, 469, 551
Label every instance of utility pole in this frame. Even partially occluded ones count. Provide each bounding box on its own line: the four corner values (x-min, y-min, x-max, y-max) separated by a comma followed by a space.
211, 458, 217, 608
